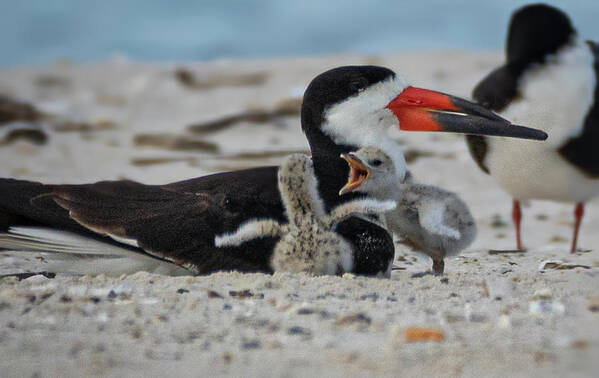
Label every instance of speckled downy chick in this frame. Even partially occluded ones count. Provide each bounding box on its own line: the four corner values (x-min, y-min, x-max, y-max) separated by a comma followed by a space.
340, 146, 476, 274
215, 154, 396, 276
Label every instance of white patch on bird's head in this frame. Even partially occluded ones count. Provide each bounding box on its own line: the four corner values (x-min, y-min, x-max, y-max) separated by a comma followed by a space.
321, 75, 409, 181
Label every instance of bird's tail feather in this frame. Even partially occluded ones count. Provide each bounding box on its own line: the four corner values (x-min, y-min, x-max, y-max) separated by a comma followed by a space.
0, 226, 190, 276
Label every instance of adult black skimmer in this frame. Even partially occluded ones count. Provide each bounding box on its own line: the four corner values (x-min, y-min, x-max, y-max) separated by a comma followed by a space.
466, 4, 598, 253
0, 65, 547, 276
215, 153, 396, 276
340, 147, 476, 274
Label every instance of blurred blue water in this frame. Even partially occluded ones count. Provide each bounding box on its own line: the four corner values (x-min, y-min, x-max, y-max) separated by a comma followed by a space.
0, 0, 597, 67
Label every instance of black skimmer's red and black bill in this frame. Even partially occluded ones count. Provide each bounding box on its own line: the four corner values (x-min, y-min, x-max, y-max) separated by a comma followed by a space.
0, 65, 547, 276
466, 4, 599, 253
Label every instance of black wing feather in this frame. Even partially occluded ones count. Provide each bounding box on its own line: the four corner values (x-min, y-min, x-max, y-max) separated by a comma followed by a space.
472, 66, 520, 112
48, 167, 285, 273
466, 65, 521, 175
0, 178, 90, 234
558, 41, 599, 178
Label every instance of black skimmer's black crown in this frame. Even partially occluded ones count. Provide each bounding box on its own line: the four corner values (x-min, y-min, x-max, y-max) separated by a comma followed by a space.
466, 4, 599, 253
0, 65, 548, 276
506, 3, 576, 73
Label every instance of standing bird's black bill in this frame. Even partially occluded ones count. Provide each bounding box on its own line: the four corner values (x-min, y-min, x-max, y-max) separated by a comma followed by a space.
433, 112, 548, 140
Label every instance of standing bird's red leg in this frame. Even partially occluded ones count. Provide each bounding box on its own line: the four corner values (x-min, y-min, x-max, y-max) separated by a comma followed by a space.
571, 202, 585, 254
512, 199, 523, 250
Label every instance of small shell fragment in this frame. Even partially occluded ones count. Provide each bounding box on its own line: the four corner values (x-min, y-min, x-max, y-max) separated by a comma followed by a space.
405, 327, 445, 343
529, 300, 565, 316
538, 260, 591, 272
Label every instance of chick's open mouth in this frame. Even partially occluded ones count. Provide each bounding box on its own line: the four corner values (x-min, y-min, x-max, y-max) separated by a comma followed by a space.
339, 153, 370, 195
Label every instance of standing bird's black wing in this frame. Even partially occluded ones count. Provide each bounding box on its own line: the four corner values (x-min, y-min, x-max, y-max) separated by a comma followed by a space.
466, 65, 521, 174
471, 66, 520, 112
558, 41, 599, 178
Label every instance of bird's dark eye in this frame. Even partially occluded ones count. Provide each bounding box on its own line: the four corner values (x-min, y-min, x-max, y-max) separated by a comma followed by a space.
348, 77, 369, 93
370, 159, 382, 167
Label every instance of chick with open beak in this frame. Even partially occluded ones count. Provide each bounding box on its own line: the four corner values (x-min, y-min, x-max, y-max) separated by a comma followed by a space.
339, 154, 371, 195
340, 147, 477, 274
215, 153, 396, 276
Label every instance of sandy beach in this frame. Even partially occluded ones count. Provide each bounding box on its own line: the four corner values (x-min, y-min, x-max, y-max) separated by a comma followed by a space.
1, 52, 598, 377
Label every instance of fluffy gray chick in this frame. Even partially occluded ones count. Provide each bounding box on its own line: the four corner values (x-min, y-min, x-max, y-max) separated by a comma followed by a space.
340, 146, 476, 274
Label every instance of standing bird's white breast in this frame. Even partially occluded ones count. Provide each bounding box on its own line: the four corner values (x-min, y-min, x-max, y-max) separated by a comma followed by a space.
487, 43, 599, 202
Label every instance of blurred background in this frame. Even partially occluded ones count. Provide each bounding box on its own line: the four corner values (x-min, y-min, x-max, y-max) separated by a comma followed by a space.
1, 0, 597, 67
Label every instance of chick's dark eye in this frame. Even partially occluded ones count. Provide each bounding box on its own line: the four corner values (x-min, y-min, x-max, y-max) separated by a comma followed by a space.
370, 159, 382, 167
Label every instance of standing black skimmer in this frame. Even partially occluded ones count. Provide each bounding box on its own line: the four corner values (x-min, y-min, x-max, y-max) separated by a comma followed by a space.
340, 147, 476, 274
215, 153, 396, 276
0, 65, 547, 276
466, 4, 599, 253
